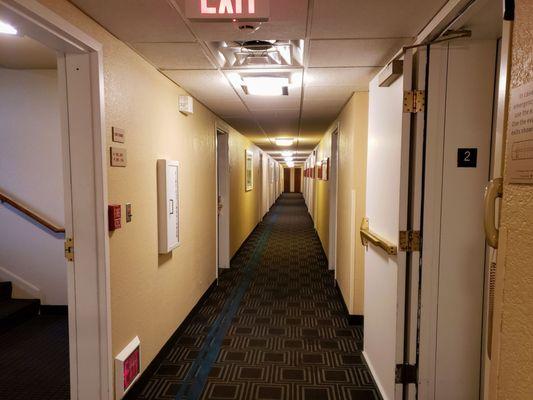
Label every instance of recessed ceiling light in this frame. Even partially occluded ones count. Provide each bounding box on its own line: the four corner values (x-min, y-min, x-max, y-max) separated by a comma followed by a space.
275, 138, 294, 147
242, 76, 289, 96
281, 151, 294, 157
287, 161, 295, 168
0, 20, 17, 35
284, 157, 294, 163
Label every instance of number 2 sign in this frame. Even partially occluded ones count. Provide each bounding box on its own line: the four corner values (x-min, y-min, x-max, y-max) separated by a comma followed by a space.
457, 148, 478, 168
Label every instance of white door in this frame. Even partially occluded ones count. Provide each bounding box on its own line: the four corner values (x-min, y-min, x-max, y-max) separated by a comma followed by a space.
216, 131, 230, 269
363, 51, 416, 400
328, 130, 339, 271
262, 155, 269, 217
419, 39, 497, 400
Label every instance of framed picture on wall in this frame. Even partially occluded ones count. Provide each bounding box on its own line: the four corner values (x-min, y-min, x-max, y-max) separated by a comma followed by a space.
245, 150, 253, 191
317, 161, 323, 180
323, 158, 330, 181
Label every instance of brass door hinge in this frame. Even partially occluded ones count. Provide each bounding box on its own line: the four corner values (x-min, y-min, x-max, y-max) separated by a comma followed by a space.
64, 238, 74, 262
403, 90, 425, 113
399, 231, 421, 252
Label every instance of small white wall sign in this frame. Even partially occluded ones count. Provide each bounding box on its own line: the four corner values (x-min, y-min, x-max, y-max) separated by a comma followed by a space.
110, 147, 127, 167
508, 81, 533, 184
112, 127, 126, 143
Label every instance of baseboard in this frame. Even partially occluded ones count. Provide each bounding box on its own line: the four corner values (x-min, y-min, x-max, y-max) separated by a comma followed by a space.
123, 279, 218, 400
362, 350, 389, 400
335, 284, 364, 326
40, 305, 68, 315
230, 220, 262, 262
0, 266, 41, 301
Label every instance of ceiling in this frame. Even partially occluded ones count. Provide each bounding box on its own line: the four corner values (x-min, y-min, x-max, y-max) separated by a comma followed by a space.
0, 34, 57, 69
69, 0, 450, 164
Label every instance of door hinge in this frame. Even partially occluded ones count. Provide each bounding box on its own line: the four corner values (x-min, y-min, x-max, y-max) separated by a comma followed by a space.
403, 90, 425, 113
395, 363, 417, 384
399, 230, 421, 252
64, 238, 74, 262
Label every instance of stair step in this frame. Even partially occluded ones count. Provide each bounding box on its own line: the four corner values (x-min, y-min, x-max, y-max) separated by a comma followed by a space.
0, 281, 12, 301
0, 298, 41, 333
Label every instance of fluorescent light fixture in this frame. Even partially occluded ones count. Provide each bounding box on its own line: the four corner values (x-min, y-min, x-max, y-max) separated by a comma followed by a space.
0, 20, 17, 35
281, 151, 294, 157
242, 76, 289, 96
275, 137, 294, 147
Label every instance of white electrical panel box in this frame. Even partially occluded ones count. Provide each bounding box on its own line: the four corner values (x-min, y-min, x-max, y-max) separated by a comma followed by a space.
178, 95, 194, 115
157, 160, 180, 254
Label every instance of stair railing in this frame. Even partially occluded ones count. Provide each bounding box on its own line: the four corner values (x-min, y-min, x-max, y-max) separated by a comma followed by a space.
0, 190, 65, 234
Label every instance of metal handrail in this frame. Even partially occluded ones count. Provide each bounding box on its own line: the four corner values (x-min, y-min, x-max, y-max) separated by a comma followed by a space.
360, 217, 398, 256
0, 190, 65, 234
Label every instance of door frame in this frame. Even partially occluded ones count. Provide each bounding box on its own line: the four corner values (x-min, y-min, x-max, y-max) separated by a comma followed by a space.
328, 124, 340, 271
0, 0, 112, 398
215, 126, 230, 269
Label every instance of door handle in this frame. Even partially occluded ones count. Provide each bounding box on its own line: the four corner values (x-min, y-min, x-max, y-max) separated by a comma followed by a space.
484, 178, 503, 249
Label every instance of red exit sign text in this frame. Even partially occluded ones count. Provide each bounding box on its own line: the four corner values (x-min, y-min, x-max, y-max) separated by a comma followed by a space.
185, 0, 270, 21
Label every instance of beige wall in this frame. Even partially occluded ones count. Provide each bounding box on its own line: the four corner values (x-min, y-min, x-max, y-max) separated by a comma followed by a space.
491, 1, 533, 399
310, 93, 369, 315
228, 130, 264, 257
312, 130, 332, 255
37, 0, 267, 385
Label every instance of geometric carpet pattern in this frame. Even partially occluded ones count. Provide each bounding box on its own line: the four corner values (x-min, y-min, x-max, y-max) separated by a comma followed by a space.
128, 194, 382, 400
0, 314, 70, 400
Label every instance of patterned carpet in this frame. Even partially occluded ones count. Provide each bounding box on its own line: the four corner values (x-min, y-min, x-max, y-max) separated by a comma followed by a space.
127, 193, 381, 400
0, 314, 70, 400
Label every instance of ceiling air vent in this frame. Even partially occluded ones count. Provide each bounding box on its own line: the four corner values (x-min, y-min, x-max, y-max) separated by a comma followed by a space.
208, 40, 304, 68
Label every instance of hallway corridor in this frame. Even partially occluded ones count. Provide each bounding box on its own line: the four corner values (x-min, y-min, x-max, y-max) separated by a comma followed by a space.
128, 194, 380, 400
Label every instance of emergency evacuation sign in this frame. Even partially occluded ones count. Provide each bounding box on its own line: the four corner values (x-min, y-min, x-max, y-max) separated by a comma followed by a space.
185, 0, 270, 21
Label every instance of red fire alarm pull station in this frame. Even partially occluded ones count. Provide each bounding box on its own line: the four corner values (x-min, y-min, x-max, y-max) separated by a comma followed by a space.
108, 205, 122, 231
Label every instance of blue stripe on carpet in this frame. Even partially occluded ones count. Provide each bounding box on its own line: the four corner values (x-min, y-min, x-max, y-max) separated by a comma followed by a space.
175, 215, 276, 400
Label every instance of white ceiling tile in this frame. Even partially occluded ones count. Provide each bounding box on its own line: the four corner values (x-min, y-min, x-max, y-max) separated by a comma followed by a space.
304, 86, 354, 104
211, 101, 249, 118
308, 38, 412, 68
223, 117, 264, 135
310, 0, 449, 39
69, 0, 195, 42
164, 69, 236, 99
306, 67, 378, 89
132, 43, 215, 69
71, 0, 453, 154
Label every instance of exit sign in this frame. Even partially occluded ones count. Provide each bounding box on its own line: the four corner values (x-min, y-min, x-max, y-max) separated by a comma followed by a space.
115, 336, 141, 399
185, 0, 270, 21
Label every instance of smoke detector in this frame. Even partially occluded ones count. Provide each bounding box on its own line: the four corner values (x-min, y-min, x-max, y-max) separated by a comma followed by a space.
233, 21, 262, 33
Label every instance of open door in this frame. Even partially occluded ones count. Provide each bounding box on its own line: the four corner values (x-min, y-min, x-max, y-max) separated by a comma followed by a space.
328, 129, 339, 271
216, 130, 230, 269
363, 50, 419, 400
418, 38, 499, 400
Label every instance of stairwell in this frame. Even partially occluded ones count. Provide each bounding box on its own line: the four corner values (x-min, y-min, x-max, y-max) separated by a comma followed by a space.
0, 281, 40, 333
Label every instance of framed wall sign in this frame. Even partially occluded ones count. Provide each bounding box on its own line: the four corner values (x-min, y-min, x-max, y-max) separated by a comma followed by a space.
323, 158, 330, 180
245, 150, 253, 191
